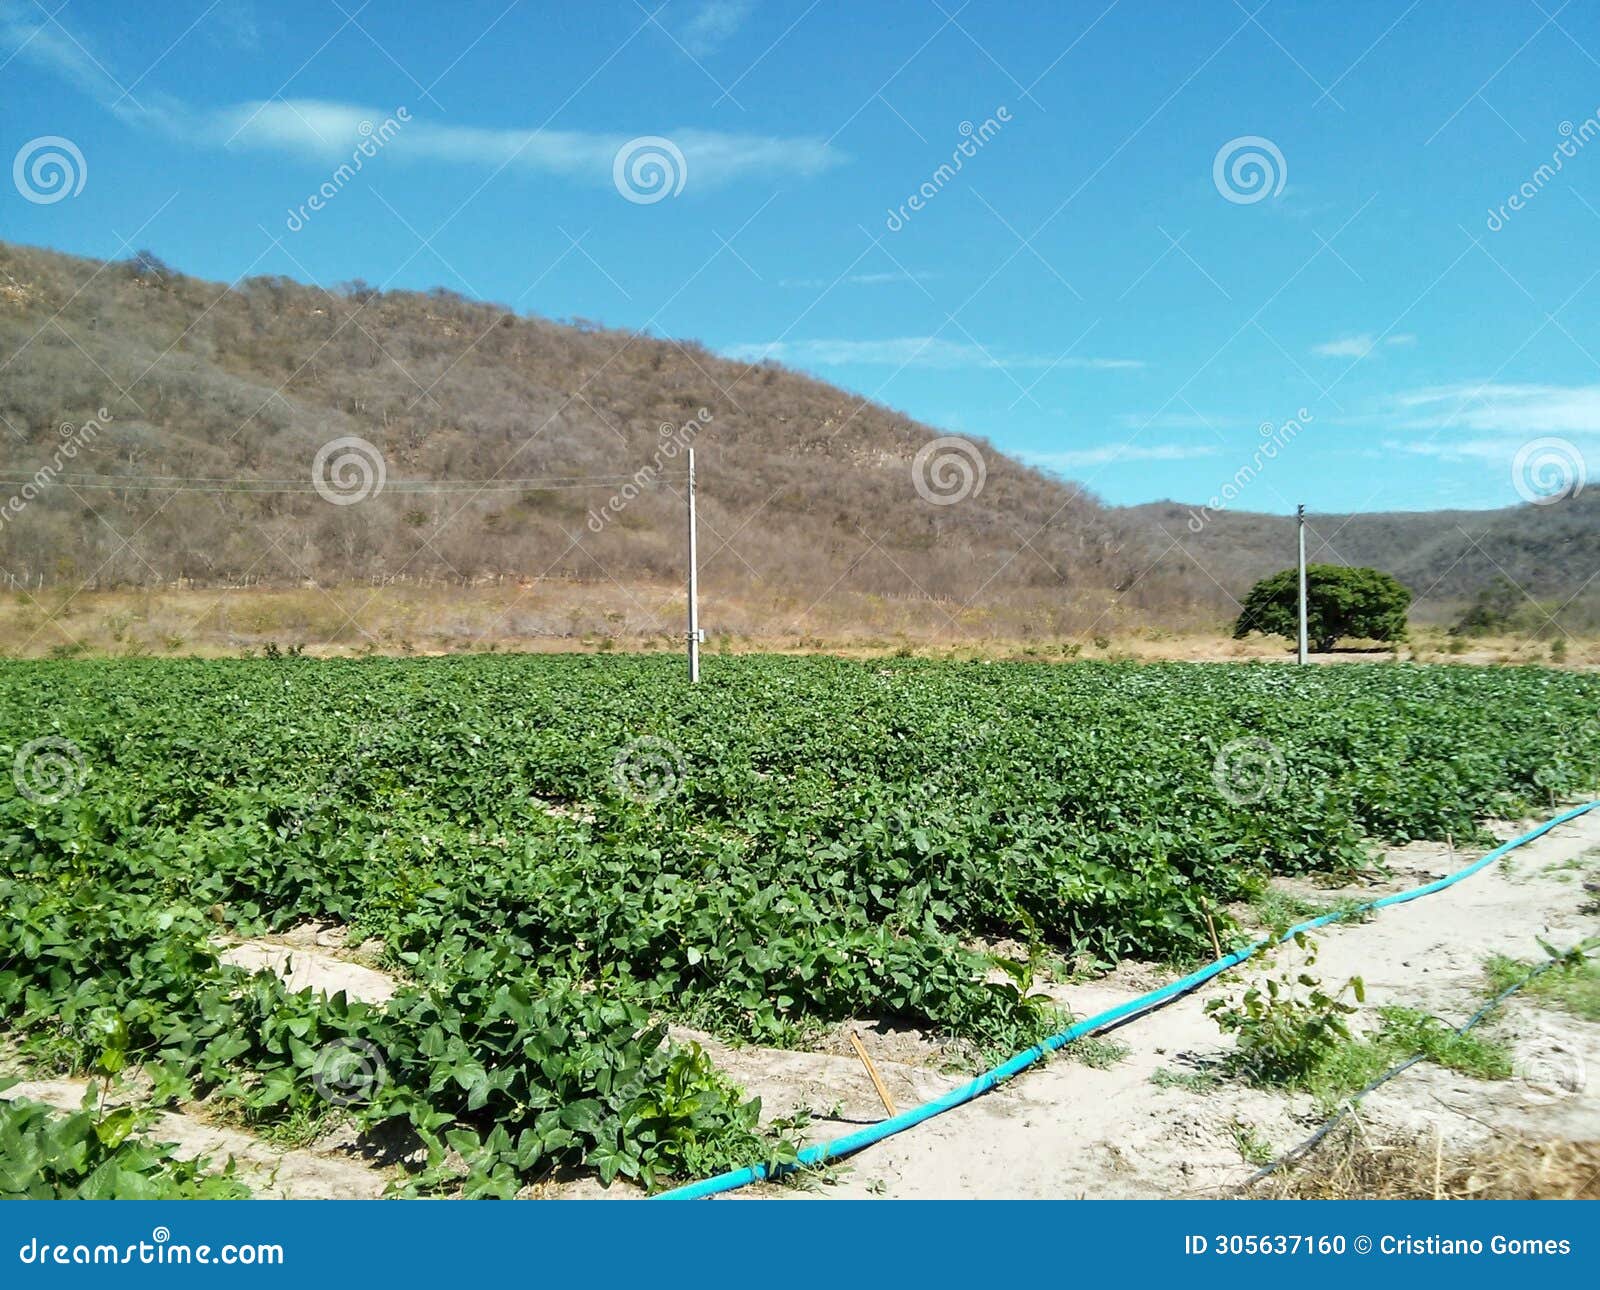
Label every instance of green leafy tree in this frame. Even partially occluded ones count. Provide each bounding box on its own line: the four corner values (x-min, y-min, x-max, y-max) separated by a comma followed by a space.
1233, 565, 1410, 652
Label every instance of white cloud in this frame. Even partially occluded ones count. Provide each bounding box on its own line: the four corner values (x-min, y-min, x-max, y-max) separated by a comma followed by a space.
682, 0, 754, 55
215, 99, 839, 187
1313, 334, 1376, 359
0, 1, 185, 130
1312, 332, 1417, 359
1022, 443, 1221, 469
1384, 438, 1518, 462
0, 7, 839, 190
208, 1, 264, 51
1395, 383, 1600, 435
726, 337, 1144, 370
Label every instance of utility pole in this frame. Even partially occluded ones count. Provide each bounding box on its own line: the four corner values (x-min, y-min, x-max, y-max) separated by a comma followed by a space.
686, 447, 701, 683
1292, 502, 1305, 665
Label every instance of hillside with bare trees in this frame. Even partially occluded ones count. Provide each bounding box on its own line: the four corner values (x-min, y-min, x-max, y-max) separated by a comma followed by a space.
2, 239, 1594, 646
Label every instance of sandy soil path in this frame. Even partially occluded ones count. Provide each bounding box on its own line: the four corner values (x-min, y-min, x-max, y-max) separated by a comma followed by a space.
6, 813, 1594, 1200
756, 812, 1600, 1199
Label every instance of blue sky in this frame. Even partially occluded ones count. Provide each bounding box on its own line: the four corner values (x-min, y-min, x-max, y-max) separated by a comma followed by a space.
5, 0, 1600, 513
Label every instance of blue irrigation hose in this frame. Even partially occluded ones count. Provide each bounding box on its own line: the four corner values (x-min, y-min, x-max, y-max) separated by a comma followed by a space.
654, 799, 1600, 1200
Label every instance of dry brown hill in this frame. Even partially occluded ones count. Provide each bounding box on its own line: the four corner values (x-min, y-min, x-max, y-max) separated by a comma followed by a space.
1, 240, 1593, 643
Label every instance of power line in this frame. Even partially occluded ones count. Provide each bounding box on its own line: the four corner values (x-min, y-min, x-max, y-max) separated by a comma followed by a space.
0, 470, 658, 484
0, 472, 660, 494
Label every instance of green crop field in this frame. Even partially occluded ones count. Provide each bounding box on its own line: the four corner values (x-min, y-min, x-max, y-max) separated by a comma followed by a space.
2, 655, 1598, 1196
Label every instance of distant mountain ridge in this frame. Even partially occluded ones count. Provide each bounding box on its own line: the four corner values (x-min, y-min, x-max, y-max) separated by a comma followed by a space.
1, 239, 1592, 636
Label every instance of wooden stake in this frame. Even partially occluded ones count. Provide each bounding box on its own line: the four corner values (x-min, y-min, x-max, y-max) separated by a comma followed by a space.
848, 1030, 897, 1118
1433, 1122, 1444, 1199
1202, 901, 1223, 959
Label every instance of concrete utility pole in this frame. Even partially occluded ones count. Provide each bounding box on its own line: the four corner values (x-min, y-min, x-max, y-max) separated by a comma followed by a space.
1292, 502, 1305, 665
686, 447, 702, 683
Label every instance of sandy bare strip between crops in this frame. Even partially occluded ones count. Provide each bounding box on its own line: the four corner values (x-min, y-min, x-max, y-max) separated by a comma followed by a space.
3, 815, 1594, 1200
773, 816, 1600, 1200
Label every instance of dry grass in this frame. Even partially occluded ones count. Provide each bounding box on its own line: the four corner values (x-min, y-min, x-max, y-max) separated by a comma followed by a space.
1255, 1123, 1600, 1199
2, 585, 1597, 665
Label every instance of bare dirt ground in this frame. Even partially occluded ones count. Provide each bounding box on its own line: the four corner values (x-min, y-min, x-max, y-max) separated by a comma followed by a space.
0, 584, 1590, 670
750, 813, 1600, 1200
4, 813, 1595, 1200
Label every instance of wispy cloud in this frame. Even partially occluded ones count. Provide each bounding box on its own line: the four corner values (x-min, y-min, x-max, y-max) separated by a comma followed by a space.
218, 99, 839, 187
1, 6, 840, 189
208, 1, 265, 51
1395, 383, 1600, 435
682, 0, 754, 55
1384, 438, 1522, 462
1312, 332, 1417, 359
1023, 443, 1221, 469
777, 270, 936, 288
0, 0, 185, 128
726, 337, 1144, 370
